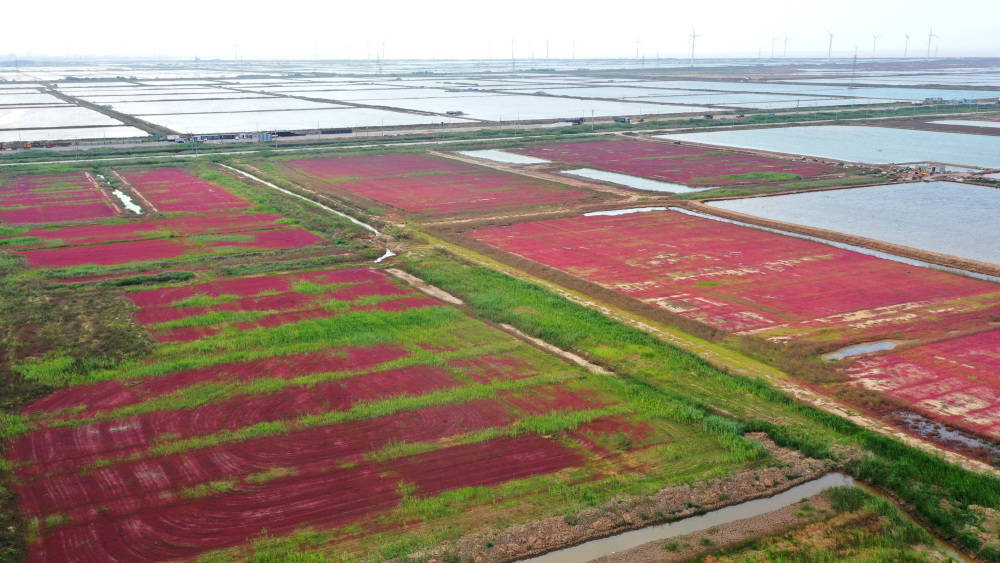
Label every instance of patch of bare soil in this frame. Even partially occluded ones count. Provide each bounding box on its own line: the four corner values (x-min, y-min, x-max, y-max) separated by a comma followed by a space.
965, 504, 1000, 555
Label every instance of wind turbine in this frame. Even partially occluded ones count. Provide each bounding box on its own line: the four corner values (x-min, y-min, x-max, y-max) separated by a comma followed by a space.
927, 27, 938, 58
689, 28, 702, 67
771, 36, 776, 59
904, 33, 911, 57
872, 33, 880, 58
850, 46, 859, 87
827, 31, 834, 61
784, 33, 791, 57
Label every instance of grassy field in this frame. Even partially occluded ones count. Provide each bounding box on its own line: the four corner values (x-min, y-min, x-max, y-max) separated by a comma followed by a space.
701, 487, 940, 562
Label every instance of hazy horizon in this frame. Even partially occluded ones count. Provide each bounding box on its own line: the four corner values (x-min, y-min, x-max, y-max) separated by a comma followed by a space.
6, 0, 999, 61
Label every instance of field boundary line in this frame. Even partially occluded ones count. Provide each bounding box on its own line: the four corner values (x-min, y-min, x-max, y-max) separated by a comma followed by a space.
385, 268, 463, 305
414, 229, 1000, 476
388, 265, 607, 374
497, 323, 611, 375
84, 171, 123, 214
111, 170, 158, 213
216, 163, 382, 236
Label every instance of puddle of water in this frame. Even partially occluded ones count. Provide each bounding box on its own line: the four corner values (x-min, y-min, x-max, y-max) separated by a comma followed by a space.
895, 411, 1000, 463
374, 248, 396, 263
931, 119, 1000, 130
823, 340, 897, 360
525, 473, 854, 563
112, 189, 142, 214
584, 207, 667, 217
457, 149, 549, 164
563, 168, 711, 194
670, 207, 1000, 285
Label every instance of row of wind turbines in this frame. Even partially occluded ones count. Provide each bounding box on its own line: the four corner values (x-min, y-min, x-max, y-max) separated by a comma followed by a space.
686, 28, 941, 62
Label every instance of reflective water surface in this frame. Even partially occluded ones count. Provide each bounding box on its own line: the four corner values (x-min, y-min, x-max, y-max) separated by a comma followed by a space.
709, 181, 1000, 266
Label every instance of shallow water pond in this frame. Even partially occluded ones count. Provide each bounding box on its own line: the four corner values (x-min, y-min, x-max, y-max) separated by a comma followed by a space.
564, 168, 709, 193
659, 125, 1000, 168
709, 181, 1000, 266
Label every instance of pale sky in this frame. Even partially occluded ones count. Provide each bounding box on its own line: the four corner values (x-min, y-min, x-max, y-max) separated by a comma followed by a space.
5, 0, 999, 60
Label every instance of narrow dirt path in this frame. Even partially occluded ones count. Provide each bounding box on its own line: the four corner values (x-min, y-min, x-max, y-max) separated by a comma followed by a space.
385, 268, 463, 305
84, 171, 123, 214
111, 170, 158, 213
497, 323, 611, 375
386, 268, 607, 374
216, 163, 382, 236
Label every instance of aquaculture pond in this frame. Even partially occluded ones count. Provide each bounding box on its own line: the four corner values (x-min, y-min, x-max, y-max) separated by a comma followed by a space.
709, 181, 1000, 265
660, 125, 1000, 169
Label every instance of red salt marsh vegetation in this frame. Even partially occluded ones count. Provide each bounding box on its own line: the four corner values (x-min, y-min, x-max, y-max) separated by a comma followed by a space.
516, 139, 841, 186
469, 209, 1000, 342
0, 173, 116, 224
284, 153, 592, 214
465, 207, 1000, 459
119, 168, 252, 213
7, 147, 998, 562
5, 263, 748, 561
848, 330, 1000, 441
1, 167, 327, 270
0, 213, 287, 248
15, 228, 323, 268
121, 268, 428, 342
